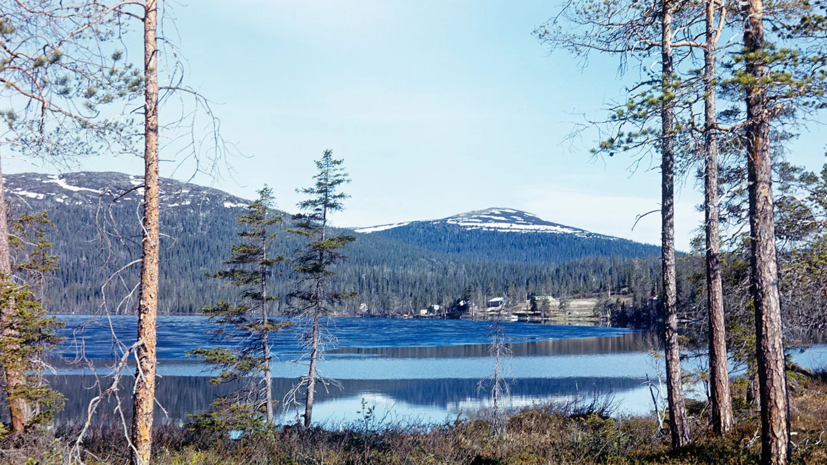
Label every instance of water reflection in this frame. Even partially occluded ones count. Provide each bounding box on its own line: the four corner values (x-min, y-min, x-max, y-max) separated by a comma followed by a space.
32, 316, 827, 428
47, 375, 649, 427
332, 331, 660, 359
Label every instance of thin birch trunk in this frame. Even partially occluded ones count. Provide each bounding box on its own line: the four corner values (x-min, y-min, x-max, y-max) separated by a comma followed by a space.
660, 0, 691, 448
131, 1, 160, 463
704, 0, 734, 435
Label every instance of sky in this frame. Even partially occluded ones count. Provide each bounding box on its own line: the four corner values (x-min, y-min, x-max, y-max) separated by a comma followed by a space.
5, 0, 827, 249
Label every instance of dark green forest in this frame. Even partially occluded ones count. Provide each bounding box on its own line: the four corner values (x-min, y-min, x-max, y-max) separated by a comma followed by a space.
9, 180, 662, 316
366, 221, 660, 263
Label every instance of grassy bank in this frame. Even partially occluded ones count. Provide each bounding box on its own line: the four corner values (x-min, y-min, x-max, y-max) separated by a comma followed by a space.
3, 373, 827, 465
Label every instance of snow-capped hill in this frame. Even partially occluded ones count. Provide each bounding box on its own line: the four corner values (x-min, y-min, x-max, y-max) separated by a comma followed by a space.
4, 172, 249, 210
439, 208, 597, 236
352, 207, 653, 264
356, 208, 601, 237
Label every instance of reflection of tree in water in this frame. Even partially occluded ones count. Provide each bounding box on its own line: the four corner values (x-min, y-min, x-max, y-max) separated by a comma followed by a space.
44, 375, 645, 426
333, 331, 660, 359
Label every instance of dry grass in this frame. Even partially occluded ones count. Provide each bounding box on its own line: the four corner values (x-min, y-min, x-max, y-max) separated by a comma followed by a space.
3, 375, 827, 465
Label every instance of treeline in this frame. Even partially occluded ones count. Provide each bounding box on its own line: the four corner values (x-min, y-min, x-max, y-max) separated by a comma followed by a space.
369, 222, 661, 263
20, 196, 662, 316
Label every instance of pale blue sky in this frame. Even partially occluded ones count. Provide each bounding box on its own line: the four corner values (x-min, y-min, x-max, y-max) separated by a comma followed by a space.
6, 0, 826, 249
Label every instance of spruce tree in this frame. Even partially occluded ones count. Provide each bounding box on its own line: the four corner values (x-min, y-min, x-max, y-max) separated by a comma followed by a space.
188, 186, 290, 428
289, 150, 355, 428
0, 211, 64, 434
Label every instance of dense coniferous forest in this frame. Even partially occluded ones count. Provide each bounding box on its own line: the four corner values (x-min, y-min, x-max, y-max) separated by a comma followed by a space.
365, 222, 660, 263
4, 172, 663, 316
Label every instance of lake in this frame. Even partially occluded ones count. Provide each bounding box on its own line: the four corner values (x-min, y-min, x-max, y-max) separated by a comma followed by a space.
44, 315, 827, 428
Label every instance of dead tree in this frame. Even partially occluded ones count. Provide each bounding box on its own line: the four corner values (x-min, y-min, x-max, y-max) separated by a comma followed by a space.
130, 2, 159, 462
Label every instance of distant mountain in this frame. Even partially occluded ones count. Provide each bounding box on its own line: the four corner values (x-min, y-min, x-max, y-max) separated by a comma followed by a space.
6, 171, 249, 209
358, 208, 596, 236
2, 172, 661, 315
354, 207, 658, 264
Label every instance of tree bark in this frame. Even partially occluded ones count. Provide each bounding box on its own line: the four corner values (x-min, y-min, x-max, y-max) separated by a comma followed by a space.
704, 0, 734, 435
743, 0, 790, 461
131, 1, 159, 463
0, 157, 33, 433
660, 0, 691, 448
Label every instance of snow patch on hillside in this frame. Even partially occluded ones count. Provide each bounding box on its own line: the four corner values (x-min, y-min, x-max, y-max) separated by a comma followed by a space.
355, 222, 411, 233
445, 219, 583, 234
12, 190, 45, 200
353, 208, 606, 238
44, 175, 102, 194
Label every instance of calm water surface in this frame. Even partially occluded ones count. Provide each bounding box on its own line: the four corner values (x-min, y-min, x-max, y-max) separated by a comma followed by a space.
47, 315, 827, 427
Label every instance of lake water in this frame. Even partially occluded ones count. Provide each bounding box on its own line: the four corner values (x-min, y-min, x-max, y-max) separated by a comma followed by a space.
45, 315, 827, 428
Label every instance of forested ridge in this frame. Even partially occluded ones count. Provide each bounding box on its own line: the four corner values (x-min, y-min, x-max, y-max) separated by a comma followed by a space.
5, 172, 662, 315
363, 221, 659, 263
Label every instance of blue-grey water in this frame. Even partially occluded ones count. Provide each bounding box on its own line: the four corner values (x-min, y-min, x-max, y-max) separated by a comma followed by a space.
46, 315, 827, 428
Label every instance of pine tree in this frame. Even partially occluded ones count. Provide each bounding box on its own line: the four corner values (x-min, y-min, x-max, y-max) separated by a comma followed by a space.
0, 211, 64, 434
289, 150, 355, 428
658, 0, 691, 448
535, 0, 694, 447
188, 186, 290, 428
701, 0, 734, 435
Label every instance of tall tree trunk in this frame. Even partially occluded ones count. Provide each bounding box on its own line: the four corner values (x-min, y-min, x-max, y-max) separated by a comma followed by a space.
704, 0, 734, 435
660, 0, 691, 448
743, 0, 790, 461
304, 313, 320, 428
304, 207, 329, 428
131, 1, 159, 463
0, 158, 32, 433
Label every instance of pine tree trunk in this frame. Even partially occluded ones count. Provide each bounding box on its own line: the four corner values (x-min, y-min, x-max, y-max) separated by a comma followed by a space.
131, 1, 159, 463
660, 0, 691, 448
743, 0, 790, 461
0, 158, 32, 433
704, 0, 734, 435
304, 313, 320, 428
